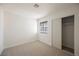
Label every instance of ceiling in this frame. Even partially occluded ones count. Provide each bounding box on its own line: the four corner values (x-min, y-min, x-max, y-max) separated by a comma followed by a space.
0, 3, 79, 19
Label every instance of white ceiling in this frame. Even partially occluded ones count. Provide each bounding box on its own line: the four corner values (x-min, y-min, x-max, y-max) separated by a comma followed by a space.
0, 3, 79, 19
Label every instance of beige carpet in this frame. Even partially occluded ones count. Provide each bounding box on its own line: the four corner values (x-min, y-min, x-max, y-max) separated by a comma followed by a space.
1, 40, 73, 56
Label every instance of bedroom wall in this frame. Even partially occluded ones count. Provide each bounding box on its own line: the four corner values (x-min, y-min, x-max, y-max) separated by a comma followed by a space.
52, 18, 62, 49
4, 11, 37, 48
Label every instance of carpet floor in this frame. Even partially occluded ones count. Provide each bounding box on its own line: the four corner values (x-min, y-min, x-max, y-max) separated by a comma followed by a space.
1, 40, 74, 56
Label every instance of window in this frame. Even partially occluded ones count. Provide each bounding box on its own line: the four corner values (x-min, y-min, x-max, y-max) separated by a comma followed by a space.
40, 21, 48, 33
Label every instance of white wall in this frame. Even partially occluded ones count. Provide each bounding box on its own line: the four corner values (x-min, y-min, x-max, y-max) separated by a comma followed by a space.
0, 8, 4, 55
4, 11, 37, 48
37, 16, 52, 46
52, 18, 62, 49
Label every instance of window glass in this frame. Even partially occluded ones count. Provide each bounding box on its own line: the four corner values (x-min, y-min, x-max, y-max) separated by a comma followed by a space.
40, 21, 48, 33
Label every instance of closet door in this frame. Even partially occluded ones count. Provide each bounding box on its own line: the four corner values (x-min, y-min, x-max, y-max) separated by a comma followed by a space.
52, 18, 62, 49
